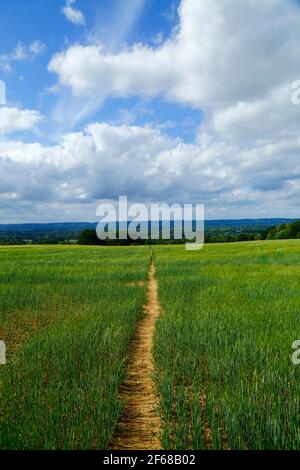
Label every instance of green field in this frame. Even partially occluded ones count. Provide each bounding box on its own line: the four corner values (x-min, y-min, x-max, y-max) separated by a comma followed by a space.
154, 241, 300, 449
1, 241, 300, 449
0, 245, 149, 449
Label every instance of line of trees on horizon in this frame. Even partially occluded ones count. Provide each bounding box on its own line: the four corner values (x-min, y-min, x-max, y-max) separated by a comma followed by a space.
77, 220, 300, 246
1, 220, 300, 246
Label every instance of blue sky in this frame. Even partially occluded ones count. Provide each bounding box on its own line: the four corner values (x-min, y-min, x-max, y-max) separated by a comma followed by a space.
1, 0, 200, 143
1, 0, 300, 222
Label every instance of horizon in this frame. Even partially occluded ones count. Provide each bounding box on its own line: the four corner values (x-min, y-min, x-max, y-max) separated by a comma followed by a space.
0, 216, 298, 227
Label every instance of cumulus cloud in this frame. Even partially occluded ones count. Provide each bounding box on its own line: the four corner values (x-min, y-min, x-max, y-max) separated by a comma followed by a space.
49, 0, 300, 107
62, 0, 85, 26
0, 107, 44, 134
1, 121, 300, 221
3, 0, 300, 221
0, 40, 45, 72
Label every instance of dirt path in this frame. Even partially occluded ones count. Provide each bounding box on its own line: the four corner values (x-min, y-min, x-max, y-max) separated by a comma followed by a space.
109, 258, 162, 450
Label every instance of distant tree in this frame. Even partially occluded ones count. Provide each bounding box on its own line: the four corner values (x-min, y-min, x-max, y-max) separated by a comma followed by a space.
78, 229, 101, 245
236, 233, 249, 242
254, 232, 263, 241
289, 220, 300, 238
267, 220, 300, 240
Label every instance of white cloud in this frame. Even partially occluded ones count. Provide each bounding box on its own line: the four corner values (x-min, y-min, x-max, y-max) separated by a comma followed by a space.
49, 0, 300, 107
52, 0, 147, 129
0, 40, 45, 72
1, 121, 300, 221
62, 0, 85, 26
29, 40, 46, 56
211, 83, 300, 144
3, 0, 300, 221
86, 0, 146, 52
0, 107, 44, 134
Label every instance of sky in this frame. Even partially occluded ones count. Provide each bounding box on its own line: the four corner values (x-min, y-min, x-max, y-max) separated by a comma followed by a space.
0, 0, 300, 222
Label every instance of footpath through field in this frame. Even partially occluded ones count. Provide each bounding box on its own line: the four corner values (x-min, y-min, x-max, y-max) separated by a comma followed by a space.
109, 257, 162, 450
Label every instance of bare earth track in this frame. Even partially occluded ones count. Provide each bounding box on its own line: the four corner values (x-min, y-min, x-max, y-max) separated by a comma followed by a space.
109, 258, 162, 450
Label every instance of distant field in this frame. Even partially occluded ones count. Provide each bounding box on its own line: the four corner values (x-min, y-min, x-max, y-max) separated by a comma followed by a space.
154, 240, 300, 449
0, 245, 149, 449
1, 241, 300, 450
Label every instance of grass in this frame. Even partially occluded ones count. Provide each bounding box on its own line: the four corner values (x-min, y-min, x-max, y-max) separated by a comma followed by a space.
153, 240, 300, 450
0, 245, 150, 450
1, 240, 300, 450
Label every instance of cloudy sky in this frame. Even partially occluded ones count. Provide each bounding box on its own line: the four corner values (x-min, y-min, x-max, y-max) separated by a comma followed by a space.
0, 0, 300, 222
